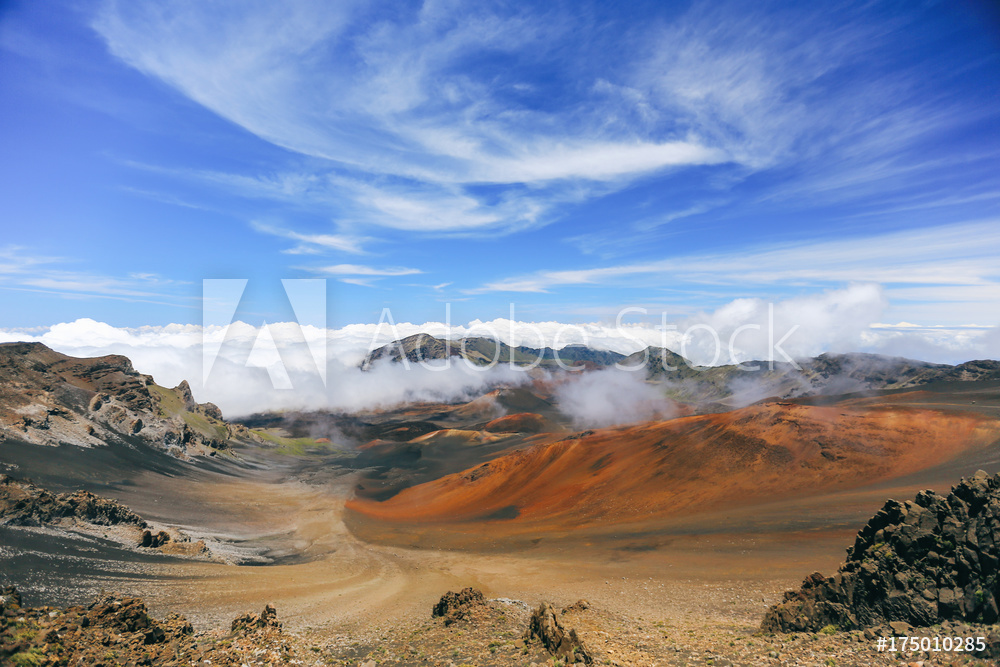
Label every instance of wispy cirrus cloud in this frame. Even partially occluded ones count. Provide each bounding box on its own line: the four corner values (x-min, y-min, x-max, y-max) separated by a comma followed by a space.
250, 221, 367, 255
305, 262, 422, 288
470, 221, 1000, 317
87, 0, 823, 235
91, 0, 996, 241
0, 246, 61, 275
311, 264, 422, 277
0, 246, 192, 307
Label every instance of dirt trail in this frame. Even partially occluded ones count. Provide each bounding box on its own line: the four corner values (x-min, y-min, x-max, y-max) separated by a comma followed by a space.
120, 467, 847, 640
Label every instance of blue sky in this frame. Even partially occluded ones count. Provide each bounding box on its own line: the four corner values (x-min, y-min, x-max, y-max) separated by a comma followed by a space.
1, 0, 999, 336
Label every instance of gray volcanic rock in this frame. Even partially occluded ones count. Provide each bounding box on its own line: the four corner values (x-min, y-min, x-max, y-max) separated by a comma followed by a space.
0, 474, 147, 528
762, 471, 1000, 633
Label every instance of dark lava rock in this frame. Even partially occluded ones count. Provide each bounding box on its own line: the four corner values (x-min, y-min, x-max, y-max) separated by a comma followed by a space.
762, 470, 1000, 633
231, 603, 282, 634
525, 601, 592, 664
432, 587, 486, 625
0, 474, 147, 528
140, 528, 171, 548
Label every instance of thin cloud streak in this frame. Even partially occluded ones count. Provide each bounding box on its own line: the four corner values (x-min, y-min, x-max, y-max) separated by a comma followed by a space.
471, 221, 1000, 300
250, 221, 368, 255
311, 264, 422, 277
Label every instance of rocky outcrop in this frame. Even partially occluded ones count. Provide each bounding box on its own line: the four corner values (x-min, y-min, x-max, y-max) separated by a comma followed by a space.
432, 587, 486, 625
1, 475, 211, 558
85, 593, 191, 642
524, 601, 593, 664
762, 470, 1000, 633
0, 342, 257, 455
0, 474, 147, 528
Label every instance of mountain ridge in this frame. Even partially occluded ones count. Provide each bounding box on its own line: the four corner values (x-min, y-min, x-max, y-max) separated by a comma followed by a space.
363, 335, 1000, 406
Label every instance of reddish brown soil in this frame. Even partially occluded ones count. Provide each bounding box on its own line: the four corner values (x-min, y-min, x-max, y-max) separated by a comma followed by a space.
346, 402, 1000, 535
484, 412, 550, 433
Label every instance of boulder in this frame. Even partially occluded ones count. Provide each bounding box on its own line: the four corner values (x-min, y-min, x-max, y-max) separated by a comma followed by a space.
524, 601, 592, 664
139, 529, 171, 548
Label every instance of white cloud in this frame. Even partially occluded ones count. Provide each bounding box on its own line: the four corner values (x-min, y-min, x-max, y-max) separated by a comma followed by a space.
89, 1, 997, 238
0, 246, 193, 307
4, 284, 996, 416
88, 1, 733, 234
470, 221, 1000, 324
0, 246, 62, 276
553, 368, 679, 428
251, 221, 367, 255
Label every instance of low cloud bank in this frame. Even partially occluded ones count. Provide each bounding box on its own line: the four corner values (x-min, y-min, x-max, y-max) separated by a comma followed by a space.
553, 368, 680, 428
1, 285, 997, 417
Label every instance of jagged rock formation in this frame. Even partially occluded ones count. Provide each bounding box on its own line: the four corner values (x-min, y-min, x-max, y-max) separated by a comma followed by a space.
0, 474, 146, 527
0, 341, 257, 455
762, 470, 1000, 632
524, 601, 593, 664
432, 587, 487, 625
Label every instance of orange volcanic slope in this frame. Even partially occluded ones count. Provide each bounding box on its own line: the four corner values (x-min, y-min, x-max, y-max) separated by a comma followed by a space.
484, 412, 550, 433
346, 402, 1000, 530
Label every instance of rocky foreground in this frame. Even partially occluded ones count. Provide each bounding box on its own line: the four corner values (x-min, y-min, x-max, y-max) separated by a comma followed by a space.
763, 471, 1000, 635
5, 581, 1000, 667
0, 588, 295, 666
5, 472, 1000, 665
